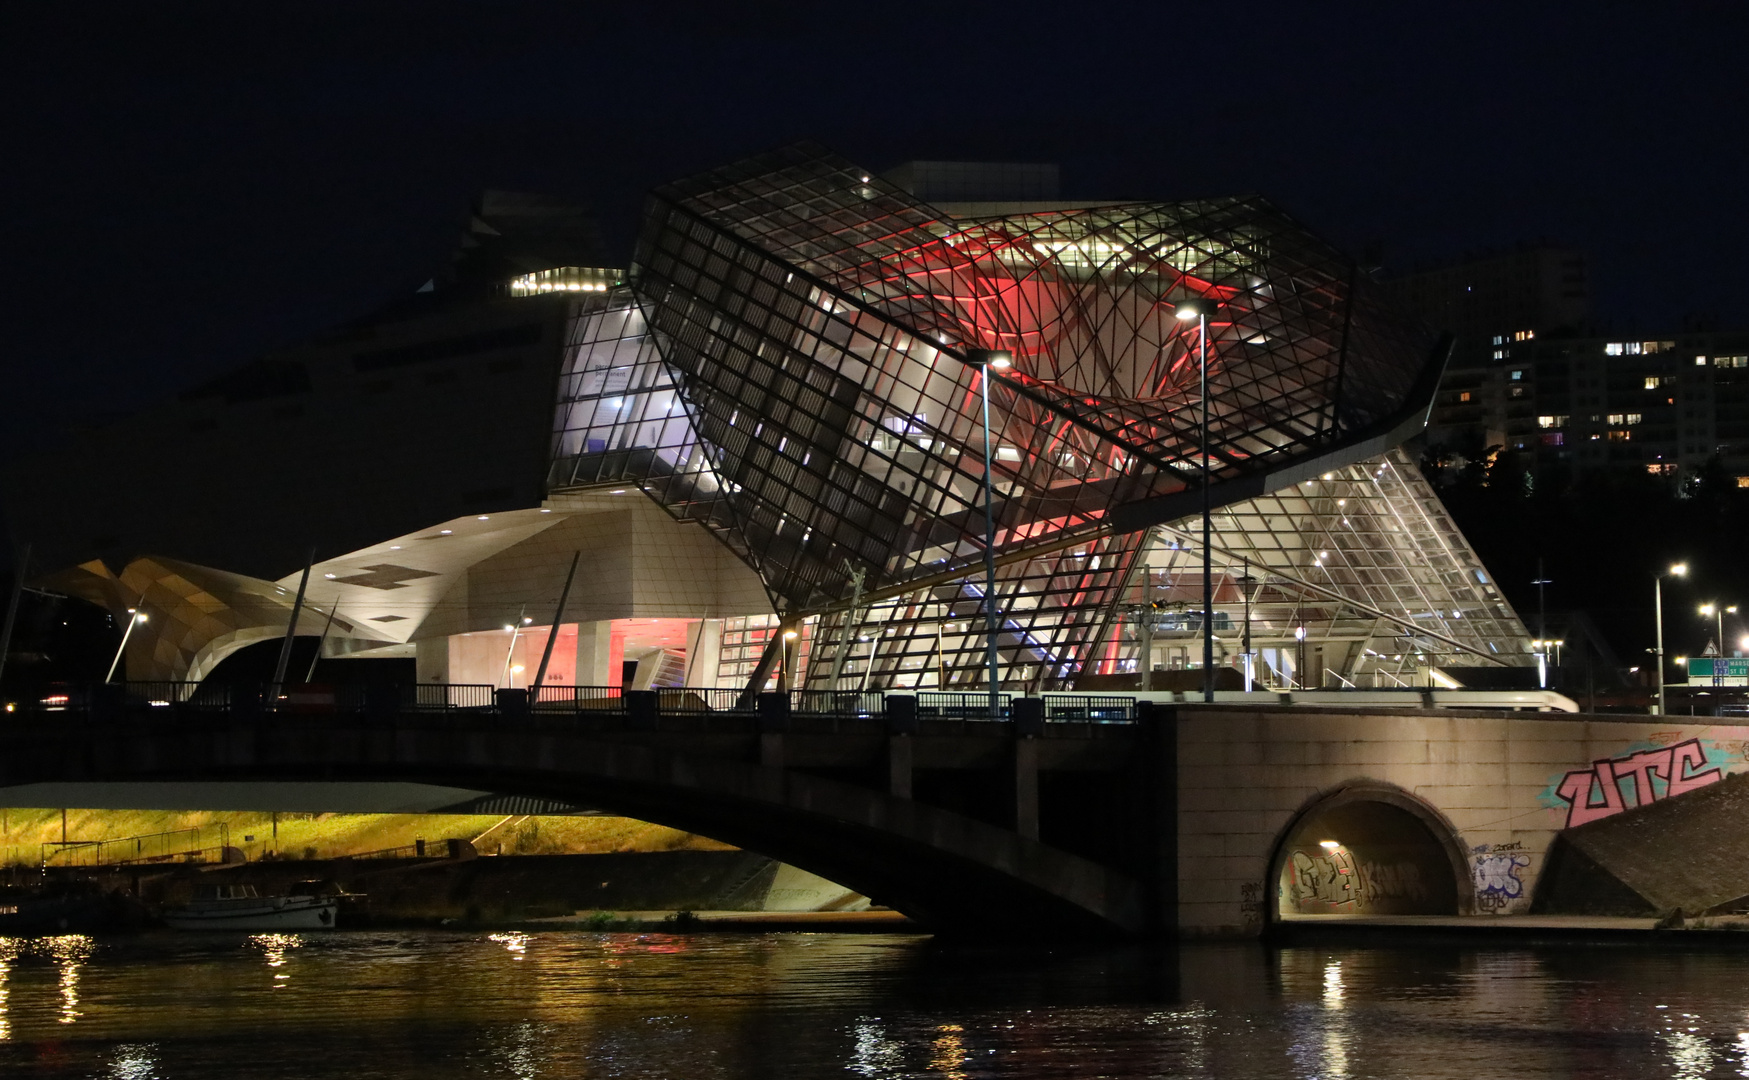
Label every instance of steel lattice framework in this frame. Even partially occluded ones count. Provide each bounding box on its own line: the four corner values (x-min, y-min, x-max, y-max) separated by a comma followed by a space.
548, 144, 1531, 689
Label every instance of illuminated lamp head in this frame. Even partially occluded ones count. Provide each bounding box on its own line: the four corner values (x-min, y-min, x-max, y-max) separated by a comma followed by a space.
1670, 563, 1689, 577
1173, 296, 1214, 321
964, 348, 1013, 370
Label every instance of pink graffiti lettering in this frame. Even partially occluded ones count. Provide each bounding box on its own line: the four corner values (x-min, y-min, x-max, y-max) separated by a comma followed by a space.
1554, 737, 1722, 828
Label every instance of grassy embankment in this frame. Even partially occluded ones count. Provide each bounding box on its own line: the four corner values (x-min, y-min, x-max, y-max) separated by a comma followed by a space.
0, 807, 734, 868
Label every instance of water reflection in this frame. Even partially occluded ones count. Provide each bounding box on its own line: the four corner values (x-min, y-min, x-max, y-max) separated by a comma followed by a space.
488, 931, 529, 959
0, 937, 14, 1041
3, 934, 1749, 1076
249, 933, 301, 988
49, 935, 93, 1024
107, 1042, 159, 1079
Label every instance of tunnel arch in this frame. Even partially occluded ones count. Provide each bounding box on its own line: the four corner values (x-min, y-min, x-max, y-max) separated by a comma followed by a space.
1266, 780, 1473, 922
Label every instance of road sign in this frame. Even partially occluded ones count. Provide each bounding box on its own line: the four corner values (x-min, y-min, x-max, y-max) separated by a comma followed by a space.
1688, 657, 1749, 678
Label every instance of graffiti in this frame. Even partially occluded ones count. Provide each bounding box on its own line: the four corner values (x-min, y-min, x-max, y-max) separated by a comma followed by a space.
1472, 844, 1529, 913
1552, 738, 1722, 828
1288, 849, 1429, 910
1239, 881, 1264, 926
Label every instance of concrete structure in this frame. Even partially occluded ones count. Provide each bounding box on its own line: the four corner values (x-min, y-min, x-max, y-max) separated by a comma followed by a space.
7, 690, 1746, 936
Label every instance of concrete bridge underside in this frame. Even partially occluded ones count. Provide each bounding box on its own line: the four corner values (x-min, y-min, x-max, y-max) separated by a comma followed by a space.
0, 712, 1169, 936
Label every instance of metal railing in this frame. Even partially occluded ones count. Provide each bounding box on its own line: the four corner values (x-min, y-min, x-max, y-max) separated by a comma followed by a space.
17, 683, 1145, 726
917, 692, 1013, 720
41, 824, 228, 867
1041, 695, 1136, 723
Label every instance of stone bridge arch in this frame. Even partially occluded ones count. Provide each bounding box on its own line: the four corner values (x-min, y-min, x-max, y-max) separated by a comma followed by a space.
1267, 780, 1473, 922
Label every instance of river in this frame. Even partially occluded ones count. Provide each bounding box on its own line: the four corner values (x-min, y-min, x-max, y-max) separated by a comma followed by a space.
0, 930, 1745, 1077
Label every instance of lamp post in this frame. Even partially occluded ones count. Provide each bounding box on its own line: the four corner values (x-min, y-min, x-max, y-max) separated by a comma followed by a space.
1655, 562, 1688, 714
965, 348, 1012, 721
1699, 602, 1736, 685
1174, 297, 1217, 701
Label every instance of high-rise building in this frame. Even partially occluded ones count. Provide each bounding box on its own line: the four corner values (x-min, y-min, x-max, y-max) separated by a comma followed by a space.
2, 144, 1533, 693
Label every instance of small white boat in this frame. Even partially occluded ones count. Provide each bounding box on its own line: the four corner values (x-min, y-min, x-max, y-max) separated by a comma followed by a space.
164, 883, 337, 931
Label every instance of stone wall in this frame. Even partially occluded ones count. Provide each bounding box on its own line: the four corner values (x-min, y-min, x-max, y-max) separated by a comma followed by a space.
1174, 706, 1749, 936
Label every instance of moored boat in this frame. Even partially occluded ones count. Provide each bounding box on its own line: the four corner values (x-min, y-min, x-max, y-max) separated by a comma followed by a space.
163, 883, 336, 930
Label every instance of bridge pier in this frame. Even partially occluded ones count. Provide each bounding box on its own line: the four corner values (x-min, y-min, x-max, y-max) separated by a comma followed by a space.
1013, 736, 1039, 841
759, 732, 783, 769
887, 734, 911, 799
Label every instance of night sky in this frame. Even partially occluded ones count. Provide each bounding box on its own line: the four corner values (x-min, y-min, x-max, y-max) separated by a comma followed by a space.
3, 1, 1746, 460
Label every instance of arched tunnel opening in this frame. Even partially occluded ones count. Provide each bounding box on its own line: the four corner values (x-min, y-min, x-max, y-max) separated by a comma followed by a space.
1274, 793, 1463, 918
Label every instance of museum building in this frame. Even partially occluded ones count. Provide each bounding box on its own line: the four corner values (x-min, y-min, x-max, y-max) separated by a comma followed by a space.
2, 144, 1534, 693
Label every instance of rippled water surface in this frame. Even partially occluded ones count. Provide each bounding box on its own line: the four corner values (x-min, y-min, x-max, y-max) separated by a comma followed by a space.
3, 930, 1749, 1077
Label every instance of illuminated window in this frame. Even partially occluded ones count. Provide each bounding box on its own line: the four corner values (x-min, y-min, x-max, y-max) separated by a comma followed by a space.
508, 266, 621, 296
1492, 350, 1505, 360
1626, 413, 1642, 424
1492, 335, 1505, 345
1607, 413, 1625, 424
1458, 391, 1472, 402
1607, 430, 1632, 441
1645, 341, 1675, 354
1509, 385, 1527, 398
1513, 330, 1535, 342
1606, 343, 1628, 355
1649, 463, 1678, 476
1542, 432, 1564, 446
1738, 476, 1749, 489
1536, 415, 1568, 428
1697, 356, 1709, 366
1510, 370, 1524, 381
1715, 355, 1749, 369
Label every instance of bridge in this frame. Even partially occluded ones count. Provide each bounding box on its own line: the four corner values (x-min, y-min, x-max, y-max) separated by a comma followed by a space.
5, 683, 1748, 936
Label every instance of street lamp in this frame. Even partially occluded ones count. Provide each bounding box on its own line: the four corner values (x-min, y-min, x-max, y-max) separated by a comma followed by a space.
964, 348, 1012, 721
1699, 602, 1737, 685
1655, 562, 1688, 714
1174, 296, 1217, 702
105, 608, 148, 685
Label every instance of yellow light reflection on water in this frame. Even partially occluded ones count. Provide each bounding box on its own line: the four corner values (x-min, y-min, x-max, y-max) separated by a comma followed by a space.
929, 1022, 969, 1080
250, 933, 303, 988
48, 934, 94, 1024
489, 932, 530, 959
0, 937, 16, 1040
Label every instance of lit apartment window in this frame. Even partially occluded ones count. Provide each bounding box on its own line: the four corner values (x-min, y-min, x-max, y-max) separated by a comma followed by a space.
1649, 463, 1678, 476
1510, 370, 1524, 381
1697, 356, 1710, 366
1509, 385, 1527, 398
1606, 343, 1629, 355
1607, 430, 1632, 441
1626, 413, 1643, 424
1492, 350, 1505, 360
1536, 415, 1569, 428
1645, 341, 1675, 353
1458, 391, 1472, 402
1645, 376, 1659, 389
1715, 355, 1749, 369
1738, 476, 1749, 489
1513, 330, 1535, 341
1492, 335, 1504, 345
1607, 413, 1625, 424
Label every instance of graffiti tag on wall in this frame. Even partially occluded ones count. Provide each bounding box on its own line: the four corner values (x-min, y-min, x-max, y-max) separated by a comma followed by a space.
1288, 848, 1428, 910
1552, 738, 1722, 828
1471, 842, 1529, 913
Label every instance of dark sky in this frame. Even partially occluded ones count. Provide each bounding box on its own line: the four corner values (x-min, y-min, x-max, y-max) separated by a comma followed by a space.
3, 1, 1746, 461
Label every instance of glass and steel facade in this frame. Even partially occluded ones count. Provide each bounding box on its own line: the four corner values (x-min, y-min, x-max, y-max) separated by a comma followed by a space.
549, 143, 1532, 690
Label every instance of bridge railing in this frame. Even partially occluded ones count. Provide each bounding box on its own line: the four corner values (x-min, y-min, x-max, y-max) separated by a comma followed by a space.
917, 692, 1013, 721
17, 682, 1147, 728
1042, 695, 1136, 723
